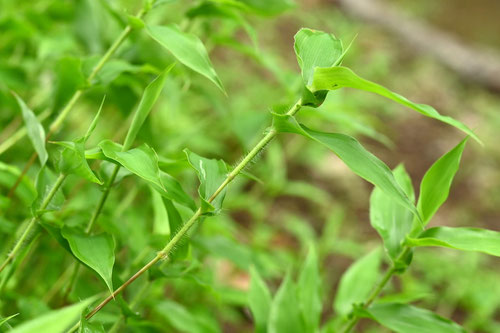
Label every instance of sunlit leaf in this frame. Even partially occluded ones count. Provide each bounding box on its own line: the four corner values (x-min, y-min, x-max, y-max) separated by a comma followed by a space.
184, 149, 228, 214
334, 248, 381, 315
370, 165, 415, 260
359, 303, 466, 333
0, 313, 18, 327
248, 266, 272, 333
311, 67, 480, 143
54, 140, 102, 184
417, 139, 468, 225
407, 227, 500, 257
122, 64, 174, 150
62, 227, 115, 293
10, 297, 95, 333
273, 113, 417, 216
13, 92, 47, 165
146, 24, 225, 93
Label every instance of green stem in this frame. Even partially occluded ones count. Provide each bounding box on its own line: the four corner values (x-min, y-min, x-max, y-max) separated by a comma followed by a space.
0, 173, 67, 274
70, 99, 303, 329
341, 246, 412, 333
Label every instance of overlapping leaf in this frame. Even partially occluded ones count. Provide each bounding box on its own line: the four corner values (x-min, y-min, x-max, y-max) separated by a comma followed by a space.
248, 266, 272, 333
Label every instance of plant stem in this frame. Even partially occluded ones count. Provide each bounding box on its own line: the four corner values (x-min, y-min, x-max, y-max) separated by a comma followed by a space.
341, 246, 412, 333
5, 6, 148, 196
0, 173, 67, 274
69, 98, 303, 329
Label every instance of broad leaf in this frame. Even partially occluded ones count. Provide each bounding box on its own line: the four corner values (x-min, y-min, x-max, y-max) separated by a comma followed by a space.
268, 273, 304, 333
273, 113, 417, 216
311, 67, 480, 143
184, 149, 228, 214
10, 297, 95, 333
334, 248, 381, 315
122, 65, 173, 150
359, 303, 466, 333
32, 166, 65, 215
100, 140, 164, 191
13, 92, 47, 165
417, 139, 468, 225
407, 227, 500, 257
370, 165, 415, 260
294, 28, 343, 87
62, 227, 115, 293
248, 266, 272, 333
54, 140, 102, 184
146, 24, 225, 93
99, 140, 195, 209
297, 244, 322, 332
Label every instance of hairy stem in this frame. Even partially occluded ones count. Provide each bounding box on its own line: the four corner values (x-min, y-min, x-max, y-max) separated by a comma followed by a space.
341, 246, 412, 333
0, 173, 67, 274
69, 99, 303, 329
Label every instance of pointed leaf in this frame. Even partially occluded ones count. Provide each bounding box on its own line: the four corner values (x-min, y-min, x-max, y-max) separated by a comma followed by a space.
150, 186, 170, 235
417, 139, 468, 225
297, 244, 322, 332
359, 303, 466, 333
62, 227, 115, 293
83, 96, 105, 143
54, 140, 102, 184
146, 24, 225, 93
122, 64, 174, 150
10, 297, 95, 333
0, 313, 18, 327
268, 273, 304, 333
370, 165, 415, 260
248, 266, 272, 333
311, 67, 480, 143
164, 198, 190, 259
294, 28, 343, 87
184, 149, 228, 214
13, 92, 48, 165
273, 113, 417, 217
407, 227, 500, 257
334, 248, 381, 315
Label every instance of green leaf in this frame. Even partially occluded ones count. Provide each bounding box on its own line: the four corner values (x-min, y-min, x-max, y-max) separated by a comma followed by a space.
334, 248, 381, 315
248, 266, 272, 333
294, 28, 343, 87
184, 149, 228, 214
407, 227, 500, 257
62, 227, 115, 293
78, 316, 105, 333
268, 273, 304, 333
100, 140, 164, 191
150, 186, 170, 235
370, 165, 415, 260
13, 92, 47, 165
237, 0, 294, 16
359, 303, 466, 333
146, 24, 225, 93
10, 297, 95, 333
32, 166, 65, 215
99, 141, 195, 209
54, 140, 102, 184
311, 67, 481, 143
417, 139, 468, 225
297, 244, 322, 332
83, 96, 105, 143
273, 113, 417, 216
0, 313, 18, 327
53, 56, 86, 112
154, 300, 218, 333
122, 65, 174, 150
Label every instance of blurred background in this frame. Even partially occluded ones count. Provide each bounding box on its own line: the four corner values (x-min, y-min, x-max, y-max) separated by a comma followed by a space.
1, 0, 500, 331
